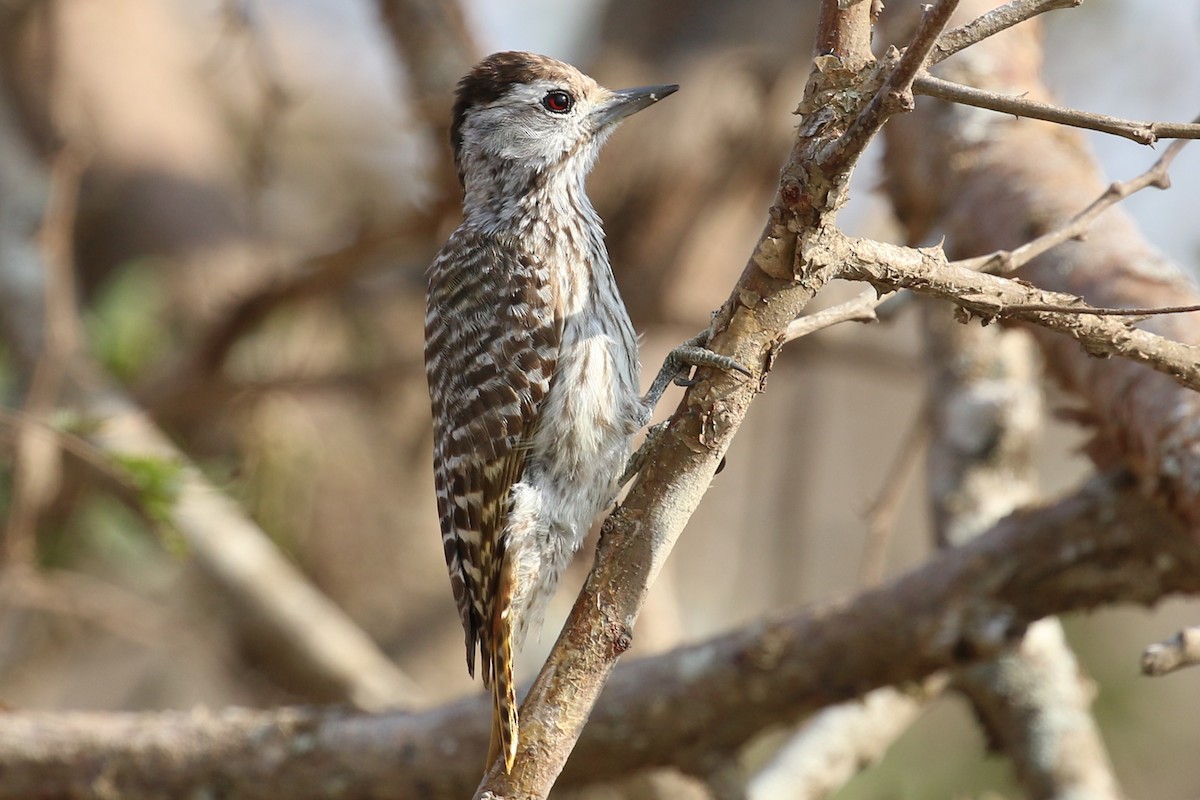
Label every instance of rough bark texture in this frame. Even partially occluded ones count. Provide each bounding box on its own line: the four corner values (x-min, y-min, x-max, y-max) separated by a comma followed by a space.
883, 0, 1200, 529
820, 234, 1200, 394
923, 309, 1041, 550
0, 476, 1193, 799
924, 307, 1121, 800
3, 2, 1200, 797
473, 4, 888, 796
957, 620, 1122, 799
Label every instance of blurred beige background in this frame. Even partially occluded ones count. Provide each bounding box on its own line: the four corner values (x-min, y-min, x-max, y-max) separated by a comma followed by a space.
1, 0, 1198, 797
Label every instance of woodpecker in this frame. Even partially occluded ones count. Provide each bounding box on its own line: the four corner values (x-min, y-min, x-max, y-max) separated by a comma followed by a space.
424, 51, 741, 774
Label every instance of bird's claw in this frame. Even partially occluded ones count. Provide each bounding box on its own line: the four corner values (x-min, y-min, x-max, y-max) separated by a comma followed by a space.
666, 343, 751, 381
623, 337, 748, 483
640, 333, 752, 418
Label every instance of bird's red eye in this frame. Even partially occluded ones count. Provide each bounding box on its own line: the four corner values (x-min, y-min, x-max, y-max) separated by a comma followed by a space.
542, 90, 573, 114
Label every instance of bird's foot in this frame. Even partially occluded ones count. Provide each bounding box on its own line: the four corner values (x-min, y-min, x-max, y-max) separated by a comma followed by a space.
639, 332, 751, 423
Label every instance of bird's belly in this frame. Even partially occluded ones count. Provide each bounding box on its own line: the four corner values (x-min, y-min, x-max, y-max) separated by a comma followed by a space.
506, 313, 642, 645
501, 309, 643, 647
521, 315, 640, 536
540, 330, 639, 494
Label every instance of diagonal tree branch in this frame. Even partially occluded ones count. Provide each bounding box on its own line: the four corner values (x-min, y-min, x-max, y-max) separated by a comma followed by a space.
930, 0, 1082, 64
883, 0, 1200, 528
69, 361, 425, 710
818, 232, 1200, 393
475, 3, 969, 797
912, 73, 1200, 144
923, 305, 1121, 798
955, 120, 1193, 275
0, 476, 1193, 799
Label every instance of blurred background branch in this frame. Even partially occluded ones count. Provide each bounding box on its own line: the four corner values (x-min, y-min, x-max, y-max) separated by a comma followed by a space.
0, 472, 1193, 798
0, 0, 1199, 797
0, 0, 423, 713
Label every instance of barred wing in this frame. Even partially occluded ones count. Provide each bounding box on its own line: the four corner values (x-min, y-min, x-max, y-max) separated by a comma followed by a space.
424, 229, 561, 678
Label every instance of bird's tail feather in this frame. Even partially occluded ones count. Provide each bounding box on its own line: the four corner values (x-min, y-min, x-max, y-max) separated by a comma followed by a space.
486, 558, 518, 773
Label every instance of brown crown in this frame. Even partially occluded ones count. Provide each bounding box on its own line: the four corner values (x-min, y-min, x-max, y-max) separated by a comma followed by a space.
450, 52, 590, 184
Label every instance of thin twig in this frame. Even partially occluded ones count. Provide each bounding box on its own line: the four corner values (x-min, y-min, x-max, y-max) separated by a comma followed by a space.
858, 409, 930, 587
821, 0, 962, 172
210, 0, 293, 228
883, 0, 1200, 534
0, 565, 182, 650
191, 232, 392, 373
139, 226, 410, 413
0, 406, 136, 489
4, 146, 86, 566
782, 288, 888, 343
913, 74, 1200, 144
930, 0, 1083, 65
1141, 626, 1200, 677
956, 134, 1194, 274
999, 302, 1200, 318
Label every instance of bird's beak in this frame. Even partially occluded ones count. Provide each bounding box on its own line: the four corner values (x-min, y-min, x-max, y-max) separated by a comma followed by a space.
591, 84, 679, 128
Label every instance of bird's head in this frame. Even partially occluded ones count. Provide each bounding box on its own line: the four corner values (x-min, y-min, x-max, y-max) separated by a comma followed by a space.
450, 51, 677, 191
